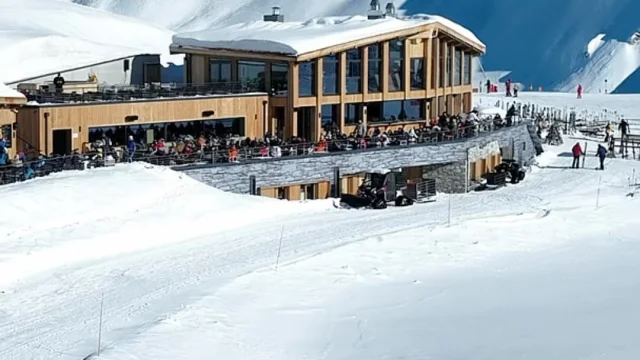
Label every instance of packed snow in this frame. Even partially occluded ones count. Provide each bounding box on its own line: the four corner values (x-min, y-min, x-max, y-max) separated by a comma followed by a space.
173, 14, 484, 56
1, 93, 640, 359
585, 33, 606, 58
0, 0, 181, 85
0, 82, 24, 100
556, 39, 640, 94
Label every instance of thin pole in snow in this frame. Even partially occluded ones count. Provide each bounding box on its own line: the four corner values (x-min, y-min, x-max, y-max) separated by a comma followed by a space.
447, 194, 452, 227
97, 292, 104, 356
596, 176, 602, 209
275, 226, 285, 270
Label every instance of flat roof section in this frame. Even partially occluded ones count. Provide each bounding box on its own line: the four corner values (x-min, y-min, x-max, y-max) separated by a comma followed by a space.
0, 82, 26, 105
172, 14, 485, 57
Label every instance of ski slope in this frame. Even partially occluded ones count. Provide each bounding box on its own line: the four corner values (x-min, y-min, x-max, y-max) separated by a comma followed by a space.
556, 39, 640, 94
73, 0, 640, 93
2, 108, 640, 358
0, 0, 180, 84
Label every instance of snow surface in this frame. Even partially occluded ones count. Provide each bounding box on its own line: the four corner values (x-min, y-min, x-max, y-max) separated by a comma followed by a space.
2, 92, 640, 359
585, 33, 606, 57
73, 0, 640, 93
0, 0, 181, 85
173, 14, 484, 56
0, 82, 24, 100
556, 39, 640, 94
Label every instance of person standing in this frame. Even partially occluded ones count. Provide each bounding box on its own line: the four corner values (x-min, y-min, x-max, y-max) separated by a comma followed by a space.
53, 73, 65, 95
571, 142, 583, 168
577, 84, 583, 99
505, 78, 512, 97
127, 135, 136, 163
596, 144, 607, 170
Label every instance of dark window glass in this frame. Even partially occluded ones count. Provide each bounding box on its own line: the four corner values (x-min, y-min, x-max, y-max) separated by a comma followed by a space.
454, 49, 462, 86
321, 104, 339, 130
209, 59, 231, 82
298, 61, 316, 96
366, 102, 382, 123
388, 39, 404, 91
344, 103, 362, 125
323, 55, 339, 95
445, 46, 452, 87
271, 63, 289, 94
368, 44, 382, 92
410, 58, 424, 89
238, 61, 266, 91
464, 53, 472, 85
368, 100, 425, 124
346, 49, 362, 94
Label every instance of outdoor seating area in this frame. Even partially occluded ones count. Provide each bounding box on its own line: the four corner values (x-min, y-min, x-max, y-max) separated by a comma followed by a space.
19, 81, 264, 104
0, 111, 521, 186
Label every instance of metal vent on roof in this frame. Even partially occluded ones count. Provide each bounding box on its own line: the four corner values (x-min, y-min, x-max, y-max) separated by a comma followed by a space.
264, 6, 284, 22
385, 2, 396, 16
367, 0, 384, 20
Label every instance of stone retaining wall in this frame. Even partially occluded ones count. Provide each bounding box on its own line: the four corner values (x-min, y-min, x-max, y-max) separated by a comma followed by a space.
177, 122, 536, 194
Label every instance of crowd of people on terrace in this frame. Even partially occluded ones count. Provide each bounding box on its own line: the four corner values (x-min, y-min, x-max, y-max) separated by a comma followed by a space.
0, 107, 516, 184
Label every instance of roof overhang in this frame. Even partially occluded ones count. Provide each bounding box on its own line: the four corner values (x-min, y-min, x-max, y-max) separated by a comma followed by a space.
170, 45, 296, 62
170, 21, 485, 63
6, 53, 159, 85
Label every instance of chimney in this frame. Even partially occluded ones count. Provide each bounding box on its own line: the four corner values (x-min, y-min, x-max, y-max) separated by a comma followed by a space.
385, 2, 396, 17
264, 6, 284, 22
367, 0, 384, 20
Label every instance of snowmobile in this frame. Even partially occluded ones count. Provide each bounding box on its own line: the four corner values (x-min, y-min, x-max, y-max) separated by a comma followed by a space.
338, 170, 435, 209
494, 159, 526, 184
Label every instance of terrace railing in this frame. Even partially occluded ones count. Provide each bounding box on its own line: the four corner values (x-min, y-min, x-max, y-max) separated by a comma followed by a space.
21, 81, 267, 104
0, 119, 522, 186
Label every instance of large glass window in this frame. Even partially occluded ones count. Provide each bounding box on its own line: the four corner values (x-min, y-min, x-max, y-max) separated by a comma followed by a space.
321, 104, 339, 129
88, 117, 246, 145
445, 46, 452, 87
438, 44, 445, 88
298, 61, 316, 96
454, 49, 462, 86
209, 59, 231, 83
323, 55, 339, 95
388, 39, 404, 91
344, 103, 362, 125
238, 61, 266, 91
410, 58, 424, 89
367, 100, 425, 123
464, 52, 472, 85
271, 63, 289, 94
346, 49, 362, 94
368, 44, 382, 92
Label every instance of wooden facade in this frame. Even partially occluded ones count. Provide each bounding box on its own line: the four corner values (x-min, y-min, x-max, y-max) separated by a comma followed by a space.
15, 94, 268, 155
174, 21, 484, 142
0, 109, 17, 158
260, 181, 331, 201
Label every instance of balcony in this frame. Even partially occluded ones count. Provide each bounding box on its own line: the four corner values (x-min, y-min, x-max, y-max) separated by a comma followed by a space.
20, 81, 267, 105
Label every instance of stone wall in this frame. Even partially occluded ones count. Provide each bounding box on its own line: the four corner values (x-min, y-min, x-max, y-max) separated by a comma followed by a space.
422, 161, 467, 193
177, 122, 536, 194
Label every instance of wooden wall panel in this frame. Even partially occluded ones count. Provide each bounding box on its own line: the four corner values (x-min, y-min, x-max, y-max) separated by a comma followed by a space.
28, 95, 267, 153
16, 107, 42, 156
316, 181, 330, 199
0, 109, 17, 158
260, 187, 277, 198
287, 185, 301, 201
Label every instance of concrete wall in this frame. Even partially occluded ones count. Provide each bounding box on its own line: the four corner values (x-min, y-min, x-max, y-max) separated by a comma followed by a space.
178, 122, 536, 194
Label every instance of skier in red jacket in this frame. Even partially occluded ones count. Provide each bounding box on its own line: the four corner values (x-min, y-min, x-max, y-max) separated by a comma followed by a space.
572, 142, 583, 168
577, 84, 583, 99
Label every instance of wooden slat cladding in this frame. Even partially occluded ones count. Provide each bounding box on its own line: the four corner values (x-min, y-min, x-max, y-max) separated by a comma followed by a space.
20, 95, 268, 153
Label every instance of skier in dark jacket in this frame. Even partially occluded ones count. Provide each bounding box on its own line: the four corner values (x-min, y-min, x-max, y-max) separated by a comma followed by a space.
619, 119, 630, 137
127, 135, 136, 163
596, 144, 607, 170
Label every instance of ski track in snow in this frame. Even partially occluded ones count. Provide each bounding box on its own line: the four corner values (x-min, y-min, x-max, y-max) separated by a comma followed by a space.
0, 157, 587, 359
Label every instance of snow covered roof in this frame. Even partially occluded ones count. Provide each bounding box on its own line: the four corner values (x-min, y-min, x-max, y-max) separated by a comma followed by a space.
0, 0, 182, 85
172, 14, 485, 57
0, 82, 25, 104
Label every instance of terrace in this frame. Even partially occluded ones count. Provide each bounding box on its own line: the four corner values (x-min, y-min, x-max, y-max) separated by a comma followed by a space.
19, 81, 266, 105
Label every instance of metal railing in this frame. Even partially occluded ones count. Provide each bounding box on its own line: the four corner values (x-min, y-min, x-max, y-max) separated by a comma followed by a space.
21, 81, 267, 104
0, 118, 522, 186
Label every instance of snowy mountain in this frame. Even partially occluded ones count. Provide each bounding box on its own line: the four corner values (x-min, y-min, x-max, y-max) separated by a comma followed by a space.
0, 0, 179, 84
72, 0, 640, 93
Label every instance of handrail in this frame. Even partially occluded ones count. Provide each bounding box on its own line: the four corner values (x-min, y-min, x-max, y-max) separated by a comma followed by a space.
0, 119, 521, 180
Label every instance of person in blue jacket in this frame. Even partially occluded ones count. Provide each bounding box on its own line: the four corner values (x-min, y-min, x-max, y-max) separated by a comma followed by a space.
596, 144, 607, 170
0, 137, 7, 166
127, 135, 136, 163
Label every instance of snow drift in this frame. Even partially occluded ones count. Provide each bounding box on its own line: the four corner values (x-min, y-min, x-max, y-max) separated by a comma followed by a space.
0, 0, 181, 84
585, 33, 606, 58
